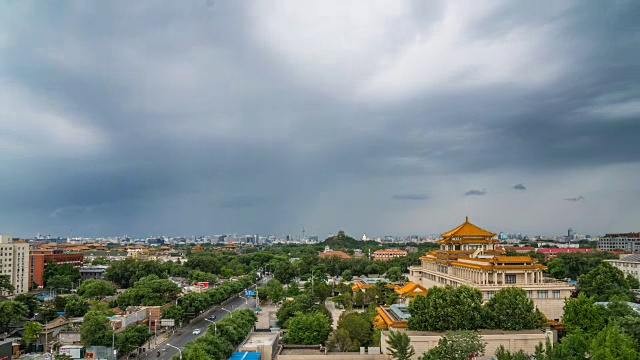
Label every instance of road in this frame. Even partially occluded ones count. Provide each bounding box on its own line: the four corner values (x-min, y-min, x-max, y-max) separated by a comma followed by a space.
147, 280, 264, 360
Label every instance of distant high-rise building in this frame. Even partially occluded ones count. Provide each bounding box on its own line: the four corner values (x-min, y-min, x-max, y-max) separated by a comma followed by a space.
0, 235, 30, 295
568, 228, 574, 238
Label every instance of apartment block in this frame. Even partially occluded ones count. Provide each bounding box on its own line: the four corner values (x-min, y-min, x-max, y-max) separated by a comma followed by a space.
598, 233, 640, 253
0, 234, 30, 295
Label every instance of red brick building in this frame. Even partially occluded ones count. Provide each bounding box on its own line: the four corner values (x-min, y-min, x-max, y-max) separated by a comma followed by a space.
30, 249, 84, 287
536, 248, 594, 261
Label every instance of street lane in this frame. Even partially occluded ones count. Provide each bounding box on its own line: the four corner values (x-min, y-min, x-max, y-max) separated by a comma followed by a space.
149, 280, 264, 360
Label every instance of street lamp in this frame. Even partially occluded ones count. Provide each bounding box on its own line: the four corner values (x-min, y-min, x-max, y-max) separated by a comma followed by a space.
204, 318, 217, 335
239, 295, 249, 305
166, 343, 182, 360
221, 307, 233, 318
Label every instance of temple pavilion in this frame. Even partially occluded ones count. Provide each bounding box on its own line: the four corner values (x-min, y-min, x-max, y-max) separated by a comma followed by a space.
408, 217, 575, 321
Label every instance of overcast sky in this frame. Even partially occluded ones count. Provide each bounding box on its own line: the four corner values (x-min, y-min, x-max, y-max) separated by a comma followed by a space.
1, 1, 639, 238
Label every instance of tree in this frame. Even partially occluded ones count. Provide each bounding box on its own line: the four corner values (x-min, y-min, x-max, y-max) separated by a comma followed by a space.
185, 344, 213, 360
386, 330, 415, 360
577, 262, 635, 301
265, 279, 285, 302
562, 293, 607, 336
341, 270, 353, 281
281, 312, 332, 345
81, 310, 113, 347
47, 275, 73, 291
22, 321, 42, 345
546, 252, 618, 280
420, 330, 486, 360
408, 286, 484, 331
386, 267, 403, 282
495, 345, 531, 360
0, 274, 14, 293
626, 273, 640, 290
274, 262, 296, 284
65, 295, 89, 317
14, 293, 39, 317
77, 279, 116, 299
326, 329, 355, 352
483, 287, 546, 330
337, 311, 373, 346
589, 324, 639, 360
43, 262, 80, 287
0, 300, 28, 328
116, 324, 151, 354
286, 281, 300, 297
161, 305, 185, 322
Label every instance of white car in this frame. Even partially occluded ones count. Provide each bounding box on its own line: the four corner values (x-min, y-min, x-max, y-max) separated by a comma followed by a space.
192, 329, 201, 335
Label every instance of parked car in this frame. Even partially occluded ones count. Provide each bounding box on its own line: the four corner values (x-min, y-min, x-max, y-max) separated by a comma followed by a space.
209, 315, 216, 320
192, 329, 201, 335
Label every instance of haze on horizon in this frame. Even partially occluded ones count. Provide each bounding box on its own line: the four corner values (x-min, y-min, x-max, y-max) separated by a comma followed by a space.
1, 1, 639, 238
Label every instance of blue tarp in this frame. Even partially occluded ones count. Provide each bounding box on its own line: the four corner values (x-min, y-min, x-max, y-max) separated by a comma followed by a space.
228, 352, 261, 360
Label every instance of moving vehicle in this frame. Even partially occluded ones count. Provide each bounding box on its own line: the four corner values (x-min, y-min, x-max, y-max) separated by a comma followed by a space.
192, 329, 201, 335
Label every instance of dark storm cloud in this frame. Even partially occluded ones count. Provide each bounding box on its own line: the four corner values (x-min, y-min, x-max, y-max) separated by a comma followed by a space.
0, 1, 639, 236
392, 194, 429, 201
513, 184, 527, 191
464, 189, 487, 196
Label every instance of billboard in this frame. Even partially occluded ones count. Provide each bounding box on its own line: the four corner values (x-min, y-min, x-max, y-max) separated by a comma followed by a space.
160, 319, 175, 327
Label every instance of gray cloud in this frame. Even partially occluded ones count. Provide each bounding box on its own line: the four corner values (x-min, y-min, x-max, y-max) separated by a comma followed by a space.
392, 194, 429, 201
0, 1, 639, 237
564, 196, 585, 202
464, 189, 487, 196
513, 184, 527, 191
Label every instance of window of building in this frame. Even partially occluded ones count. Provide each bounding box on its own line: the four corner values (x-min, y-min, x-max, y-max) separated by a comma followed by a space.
526, 290, 532, 298
486, 291, 495, 300
537, 290, 548, 299
505, 275, 516, 284
552, 290, 561, 299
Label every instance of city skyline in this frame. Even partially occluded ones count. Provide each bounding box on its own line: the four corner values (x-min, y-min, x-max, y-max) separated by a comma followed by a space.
1, 1, 639, 237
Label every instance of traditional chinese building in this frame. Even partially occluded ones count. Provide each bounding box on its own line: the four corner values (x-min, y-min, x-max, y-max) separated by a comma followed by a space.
408, 217, 574, 321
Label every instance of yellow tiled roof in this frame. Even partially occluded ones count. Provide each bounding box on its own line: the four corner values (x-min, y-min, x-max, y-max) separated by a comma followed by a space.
441, 216, 496, 238
395, 282, 427, 296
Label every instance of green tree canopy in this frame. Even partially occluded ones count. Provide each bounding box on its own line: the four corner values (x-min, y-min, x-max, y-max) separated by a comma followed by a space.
265, 279, 285, 303
546, 252, 617, 280
386, 267, 403, 282
116, 324, 151, 354
325, 329, 356, 352
276, 293, 332, 328
14, 294, 38, 317
117, 275, 181, 307
161, 305, 185, 322
281, 312, 332, 345
337, 311, 373, 347
483, 287, 547, 330
562, 293, 607, 336
43, 262, 80, 287
0, 274, 14, 293
81, 310, 113, 347
78, 279, 116, 299
0, 300, 28, 328
577, 262, 635, 301
589, 324, 639, 360
408, 285, 484, 331
65, 295, 89, 317
420, 330, 486, 360
386, 330, 415, 360
22, 321, 42, 344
